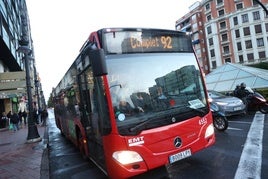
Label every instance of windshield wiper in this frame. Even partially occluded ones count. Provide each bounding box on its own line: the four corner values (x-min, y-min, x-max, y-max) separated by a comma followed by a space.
187, 106, 207, 116
129, 118, 153, 133
128, 110, 172, 133
129, 106, 208, 134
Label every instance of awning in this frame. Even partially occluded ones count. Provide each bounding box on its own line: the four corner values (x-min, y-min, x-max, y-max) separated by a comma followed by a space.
0, 71, 33, 99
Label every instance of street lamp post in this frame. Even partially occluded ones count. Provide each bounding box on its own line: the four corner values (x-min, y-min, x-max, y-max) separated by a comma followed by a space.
17, 45, 41, 143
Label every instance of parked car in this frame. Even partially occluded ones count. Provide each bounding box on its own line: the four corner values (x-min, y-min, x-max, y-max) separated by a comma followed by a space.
208, 90, 246, 117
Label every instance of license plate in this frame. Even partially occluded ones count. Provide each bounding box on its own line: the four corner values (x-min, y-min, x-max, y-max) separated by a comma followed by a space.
169, 149, 191, 164
234, 107, 242, 111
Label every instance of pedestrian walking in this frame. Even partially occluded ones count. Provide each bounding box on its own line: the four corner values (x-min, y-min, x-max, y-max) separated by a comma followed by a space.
18, 110, 23, 127
41, 108, 48, 126
38, 108, 42, 123
22, 111, 27, 125
7, 111, 12, 119
0, 112, 8, 128
33, 107, 39, 124
7, 111, 12, 130
10, 112, 20, 132
18, 99, 28, 126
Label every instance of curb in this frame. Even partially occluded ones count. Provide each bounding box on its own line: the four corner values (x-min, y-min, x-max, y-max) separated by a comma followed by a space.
0, 127, 9, 132
40, 125, 50, 179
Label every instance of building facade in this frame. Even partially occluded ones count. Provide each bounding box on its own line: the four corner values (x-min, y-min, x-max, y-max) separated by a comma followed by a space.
176, 0, 268, 74
176, 1, 210, 74
0, 0, 44, 115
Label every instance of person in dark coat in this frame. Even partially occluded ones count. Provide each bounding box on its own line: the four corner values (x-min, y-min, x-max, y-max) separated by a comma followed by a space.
41, 108, 48, 126
10, 112, 20, 131
32, 107, 39, 124
18, 110, 23, 126
0, 112, 8, 128
22, 111, 27, 125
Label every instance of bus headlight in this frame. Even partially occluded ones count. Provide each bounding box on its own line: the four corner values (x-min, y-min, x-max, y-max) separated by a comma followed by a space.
112, 151, 143, 165
205, 124, 214, 138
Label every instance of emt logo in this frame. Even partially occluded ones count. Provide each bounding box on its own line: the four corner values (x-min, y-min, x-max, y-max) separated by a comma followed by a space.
128, 136, 145, 146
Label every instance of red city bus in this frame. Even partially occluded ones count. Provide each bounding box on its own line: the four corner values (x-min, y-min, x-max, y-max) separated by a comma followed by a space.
52, 28, 215, 178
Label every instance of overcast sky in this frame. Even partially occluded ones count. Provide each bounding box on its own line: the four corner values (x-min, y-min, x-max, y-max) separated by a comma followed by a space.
26, 0, 199, 101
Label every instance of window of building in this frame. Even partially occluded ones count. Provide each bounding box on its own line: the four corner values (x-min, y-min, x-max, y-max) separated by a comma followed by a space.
209, 38, 213, 46
255, 24, 262, 34
243, 27, 250, 36
259, 51, 266, 59
221, 33, 228, 41
192, 23, 198, 31
239, 55, 244, 63
223, 46, 230, 54
218, 9, 225, 16
247, 53, 254, 62
195, 49, 201, 55
212, 61, 217, 69
237, 42, 242, 51
192, 32, 199, 40
242, 14, 249, 23
266, 23, 268, 32
205, 3, 210, 10
253, 11, 260, 20
225, 58, 231, 63
257, 38, 264, 47
235, 29, 240, 38
253, 0, 259, 6
207, 26, 212, 34
192, 14, 197, 22
264, 10, 268, 18
210, 49, 215, 57
245, 40, 252, 49
233, 16, 238, 25
217, 0, 223, 5
236, 3, 243, 10
219, 21, 226, 29
207, 14, 211, 21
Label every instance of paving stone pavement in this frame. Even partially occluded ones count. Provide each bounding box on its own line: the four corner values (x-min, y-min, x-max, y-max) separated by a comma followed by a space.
0, 122, 48, 179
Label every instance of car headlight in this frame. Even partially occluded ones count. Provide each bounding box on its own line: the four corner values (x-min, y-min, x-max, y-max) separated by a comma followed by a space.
215, 101, 228, 106
113, 150, 143, 165
238, 100, 244, 105
205, 124, 214, 138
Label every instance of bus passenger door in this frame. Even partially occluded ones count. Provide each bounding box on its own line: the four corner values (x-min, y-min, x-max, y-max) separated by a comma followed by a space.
77, 68, 106, 170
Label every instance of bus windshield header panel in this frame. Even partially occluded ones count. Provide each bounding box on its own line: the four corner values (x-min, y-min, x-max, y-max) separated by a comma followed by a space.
102, 29, 193, 54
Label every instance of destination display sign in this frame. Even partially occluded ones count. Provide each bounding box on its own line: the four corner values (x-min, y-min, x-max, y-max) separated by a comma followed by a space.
102, 29, 193, 54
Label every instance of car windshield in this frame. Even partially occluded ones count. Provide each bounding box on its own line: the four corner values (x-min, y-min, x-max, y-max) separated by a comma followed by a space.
106, 53, 208, 135
208, 91, 226, 98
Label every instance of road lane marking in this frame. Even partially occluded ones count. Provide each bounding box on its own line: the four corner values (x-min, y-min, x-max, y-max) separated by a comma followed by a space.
234, 112, 264, 179
227, 127, 242, 131
229, 121, 252, 124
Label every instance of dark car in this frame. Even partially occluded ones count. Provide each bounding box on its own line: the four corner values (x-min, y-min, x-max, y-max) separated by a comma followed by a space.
208, 90, 246, 117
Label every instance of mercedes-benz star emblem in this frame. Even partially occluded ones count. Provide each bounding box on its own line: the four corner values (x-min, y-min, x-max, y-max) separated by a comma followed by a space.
174, 137, 182, 148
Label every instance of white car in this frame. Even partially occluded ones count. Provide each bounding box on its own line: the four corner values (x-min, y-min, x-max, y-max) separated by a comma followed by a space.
208, 90, 246, 117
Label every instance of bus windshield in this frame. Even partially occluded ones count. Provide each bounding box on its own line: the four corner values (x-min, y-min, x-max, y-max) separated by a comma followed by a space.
106, 53, 209, 135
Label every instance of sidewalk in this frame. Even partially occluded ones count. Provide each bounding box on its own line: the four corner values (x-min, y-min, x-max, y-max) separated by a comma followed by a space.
0, 123, 49, 179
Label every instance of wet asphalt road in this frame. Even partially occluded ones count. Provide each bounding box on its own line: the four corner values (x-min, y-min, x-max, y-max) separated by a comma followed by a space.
46, 110, 268, 179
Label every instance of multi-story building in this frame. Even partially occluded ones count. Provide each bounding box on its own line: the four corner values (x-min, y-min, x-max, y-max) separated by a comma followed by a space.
176, 0, 268, 73
176, 1, 210, 74
0, 0, 44, 115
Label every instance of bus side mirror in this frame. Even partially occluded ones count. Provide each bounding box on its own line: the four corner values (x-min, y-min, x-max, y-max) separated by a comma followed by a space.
88, 49, 108, 77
